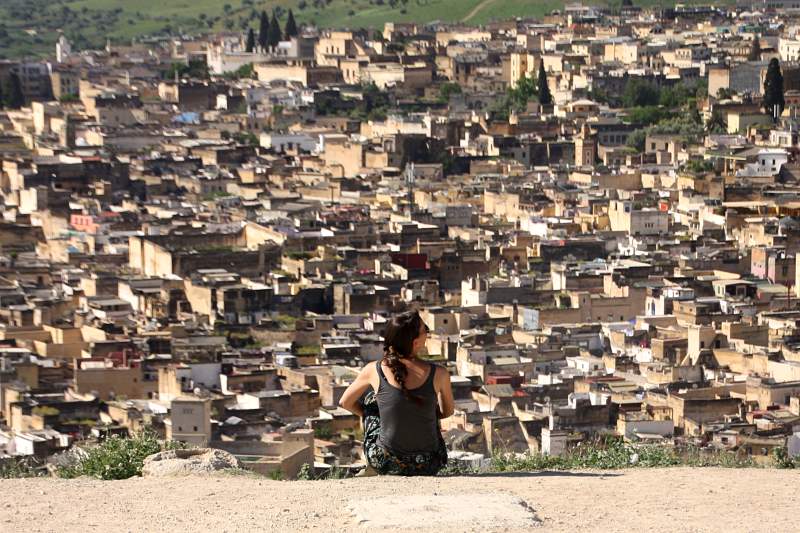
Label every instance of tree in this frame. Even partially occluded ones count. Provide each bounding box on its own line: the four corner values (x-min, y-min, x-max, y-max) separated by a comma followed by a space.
748, 37, 761, 61
164, 59, 209, 80
439, 82, 462, 102
622, 78, 660, 108
626, 106, 673, 125
763, 58, 785, 120
706, 107, 727, 134
537, 61, 552, 105
716, 87, 736, 100
268, 11, 282, 48
2, 73, 24, 109
626, 129, 646, 151
285, 9, 298, 39
258, 11, 269, 51
245, 28, 255, 53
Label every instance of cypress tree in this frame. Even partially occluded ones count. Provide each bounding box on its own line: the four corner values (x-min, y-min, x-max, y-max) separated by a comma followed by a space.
258, 11, 269, 51
537, 61, 553, 106
763, 57, 785, 120
245, 28, 255, 53
748, 37, 761, 61
268, 11, 282, 48
3, 72, 24, 109
285, 9, 298, 39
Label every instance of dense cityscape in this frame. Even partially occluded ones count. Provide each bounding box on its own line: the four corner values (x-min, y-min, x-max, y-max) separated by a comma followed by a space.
2, 1, 800, 486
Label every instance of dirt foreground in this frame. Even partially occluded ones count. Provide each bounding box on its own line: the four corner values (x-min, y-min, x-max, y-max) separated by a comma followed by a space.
1, 467, 797, 532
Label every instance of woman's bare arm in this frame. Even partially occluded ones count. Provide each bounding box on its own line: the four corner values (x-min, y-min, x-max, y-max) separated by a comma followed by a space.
338, 362, 375, 417
435, 365, 455, 419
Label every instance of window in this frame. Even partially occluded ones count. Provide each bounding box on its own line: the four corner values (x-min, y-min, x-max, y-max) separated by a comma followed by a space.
193, 426, 198, 432
700, 341, 705, 348
178, 426, 182, 431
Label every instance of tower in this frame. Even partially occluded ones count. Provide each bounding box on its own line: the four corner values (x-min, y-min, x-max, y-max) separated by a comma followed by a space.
56, 34, 72, 64
574, 122, 596, 167
405, 162, 415, 215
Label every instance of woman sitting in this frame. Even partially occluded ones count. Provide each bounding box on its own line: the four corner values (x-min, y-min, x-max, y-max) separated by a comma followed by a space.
339, 310, 454, 476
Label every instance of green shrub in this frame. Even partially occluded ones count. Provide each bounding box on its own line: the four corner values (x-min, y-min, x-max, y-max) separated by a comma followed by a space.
491, 451, 569, 472
295, 462, 350, 480
57, 430, 187, 480
295, 345, 320, 356
772, 447, 796, 469
437, 460, 478, 476
274, 314, 297, 329
296, 462, 313, 480
313, 426, 333, 440
326, 466, 348, 479
32, 405, 60, 416
0, 456, 45, 478
489, 437, 760, 473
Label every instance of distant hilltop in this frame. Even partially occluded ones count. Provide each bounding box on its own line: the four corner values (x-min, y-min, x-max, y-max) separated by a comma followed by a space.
3, 0, 671, 59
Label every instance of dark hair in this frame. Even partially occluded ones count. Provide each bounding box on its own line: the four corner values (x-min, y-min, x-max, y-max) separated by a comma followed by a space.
382, 310, 428, 402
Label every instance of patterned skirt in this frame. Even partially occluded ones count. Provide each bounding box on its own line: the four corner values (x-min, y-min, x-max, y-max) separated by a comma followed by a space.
361, 391, 449, 476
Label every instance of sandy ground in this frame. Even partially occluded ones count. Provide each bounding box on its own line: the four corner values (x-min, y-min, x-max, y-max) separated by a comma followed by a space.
1, 468, 798, 532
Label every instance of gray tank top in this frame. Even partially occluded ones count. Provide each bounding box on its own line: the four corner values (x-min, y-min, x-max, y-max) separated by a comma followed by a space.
376, 361, 440, 455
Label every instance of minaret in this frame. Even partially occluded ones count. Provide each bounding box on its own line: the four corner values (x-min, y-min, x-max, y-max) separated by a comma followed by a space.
574, 122, 596, 167
405, 162, 415, 216
56, 34, 72, 64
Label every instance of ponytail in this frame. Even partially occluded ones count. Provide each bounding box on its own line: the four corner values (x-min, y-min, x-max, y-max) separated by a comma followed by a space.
382, 346, 412, 401
381, 310, 427, 405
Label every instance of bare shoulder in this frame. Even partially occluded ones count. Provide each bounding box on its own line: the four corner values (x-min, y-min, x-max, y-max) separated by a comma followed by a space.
431, 363, 448, 382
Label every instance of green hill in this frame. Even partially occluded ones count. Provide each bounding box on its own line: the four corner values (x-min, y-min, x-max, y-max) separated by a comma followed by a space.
0, 0, 572, 59
0, 0, 687, 59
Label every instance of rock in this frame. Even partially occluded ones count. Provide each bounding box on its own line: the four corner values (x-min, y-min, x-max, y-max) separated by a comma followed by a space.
142, 448, 241, 477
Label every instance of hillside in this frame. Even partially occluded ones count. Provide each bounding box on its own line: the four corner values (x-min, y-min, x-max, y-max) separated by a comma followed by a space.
1, 467, 796, 532
0, 0, 637, 59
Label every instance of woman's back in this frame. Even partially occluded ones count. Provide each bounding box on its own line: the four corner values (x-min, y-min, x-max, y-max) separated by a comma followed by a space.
375, 361, 439, 455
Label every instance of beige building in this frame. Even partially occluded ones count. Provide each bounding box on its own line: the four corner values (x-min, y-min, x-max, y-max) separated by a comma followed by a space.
166, 396, 212, 446
608, 200, 669, 236
73, 362, 145, 401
